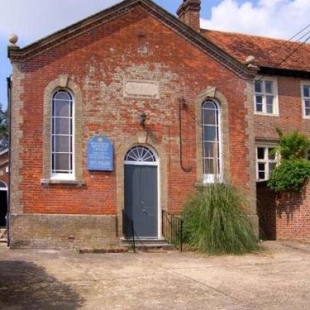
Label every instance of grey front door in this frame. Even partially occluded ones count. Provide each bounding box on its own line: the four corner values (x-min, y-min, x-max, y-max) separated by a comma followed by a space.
124, 146, 158, 238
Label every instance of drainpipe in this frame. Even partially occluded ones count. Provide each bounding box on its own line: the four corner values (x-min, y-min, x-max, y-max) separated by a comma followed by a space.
6, 76, 11, 247
178, 97, 192, 172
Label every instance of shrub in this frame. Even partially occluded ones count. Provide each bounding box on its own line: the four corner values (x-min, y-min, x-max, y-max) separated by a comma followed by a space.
182, 184, 258, 255
268, 129, 310, 192
274, 128, 310, 160
268, 159, 310, 192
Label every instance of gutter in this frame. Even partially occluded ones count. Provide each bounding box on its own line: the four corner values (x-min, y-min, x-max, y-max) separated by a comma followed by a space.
259, 66, 310, 79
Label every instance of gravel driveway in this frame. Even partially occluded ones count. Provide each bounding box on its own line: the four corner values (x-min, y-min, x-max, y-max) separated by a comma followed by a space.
0, 241, 310, 309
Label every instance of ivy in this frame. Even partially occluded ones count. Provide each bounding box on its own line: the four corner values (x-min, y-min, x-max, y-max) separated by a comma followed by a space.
268, 129, 310, 192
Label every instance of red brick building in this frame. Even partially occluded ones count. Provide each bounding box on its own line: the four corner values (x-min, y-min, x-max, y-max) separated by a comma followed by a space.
7, 0, 310, 248
204, 30, 310, 241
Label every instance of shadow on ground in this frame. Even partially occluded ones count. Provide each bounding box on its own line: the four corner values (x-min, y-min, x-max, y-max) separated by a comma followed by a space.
0, 260, 84, 309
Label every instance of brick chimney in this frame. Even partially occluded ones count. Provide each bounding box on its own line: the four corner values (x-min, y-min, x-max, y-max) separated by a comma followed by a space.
177, 0, 201, 32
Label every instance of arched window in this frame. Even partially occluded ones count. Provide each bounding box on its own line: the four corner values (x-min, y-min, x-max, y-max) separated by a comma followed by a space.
202, 100, 222, 183
124, 146, 157, 165
0, 181, 7, 191
51, 90, 74, 179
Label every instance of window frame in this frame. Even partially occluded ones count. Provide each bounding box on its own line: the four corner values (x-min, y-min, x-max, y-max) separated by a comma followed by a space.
50, 89, 75, 181
201, 99, 222, 184
254, 77, 278, 116
301, 82, 310, 119
256, 145, 278, 181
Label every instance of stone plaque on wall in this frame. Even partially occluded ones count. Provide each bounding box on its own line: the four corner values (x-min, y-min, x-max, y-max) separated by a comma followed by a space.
87, 136, 113, 171
124, 80, 159, 99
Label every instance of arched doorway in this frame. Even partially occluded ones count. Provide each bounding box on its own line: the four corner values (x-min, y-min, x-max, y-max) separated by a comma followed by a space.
0, 182, 7, 227
124, 146, 159, 239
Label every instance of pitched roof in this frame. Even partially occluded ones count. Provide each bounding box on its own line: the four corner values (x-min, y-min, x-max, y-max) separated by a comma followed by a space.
8, 0, 254, 79
202, 29, 310, 74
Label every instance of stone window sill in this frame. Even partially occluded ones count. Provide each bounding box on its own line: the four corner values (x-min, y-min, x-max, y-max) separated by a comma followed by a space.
40, 179, 86, 187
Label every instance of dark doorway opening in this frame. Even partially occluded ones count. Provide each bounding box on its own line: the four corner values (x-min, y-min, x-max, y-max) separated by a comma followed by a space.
0, 191, 7, 227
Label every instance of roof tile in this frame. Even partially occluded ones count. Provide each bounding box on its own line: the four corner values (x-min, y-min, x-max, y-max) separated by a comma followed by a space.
202, 29, 310, 72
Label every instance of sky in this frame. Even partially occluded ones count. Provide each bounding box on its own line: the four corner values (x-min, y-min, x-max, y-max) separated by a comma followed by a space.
1, 0, 310, 109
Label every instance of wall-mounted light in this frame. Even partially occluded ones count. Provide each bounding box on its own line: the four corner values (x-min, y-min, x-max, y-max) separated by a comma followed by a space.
140, 112, 147, 126
179, 97, 187, 109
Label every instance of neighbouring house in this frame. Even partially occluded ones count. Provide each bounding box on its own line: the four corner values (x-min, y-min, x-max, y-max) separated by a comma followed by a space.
202, 30, 310, 240
7, 0, 310, 248
0, 148, 8, 236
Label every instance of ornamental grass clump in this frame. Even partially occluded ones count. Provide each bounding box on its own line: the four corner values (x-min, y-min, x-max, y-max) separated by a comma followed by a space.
182, 184, 258, 255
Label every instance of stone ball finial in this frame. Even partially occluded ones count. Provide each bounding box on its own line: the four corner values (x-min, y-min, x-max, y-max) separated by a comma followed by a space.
9, 34, 18, 46
245, 55, 255, 65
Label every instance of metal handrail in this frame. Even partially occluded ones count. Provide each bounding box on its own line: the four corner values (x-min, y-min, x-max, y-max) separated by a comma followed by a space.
122, 210, 136, 252
162, 210, 183, 252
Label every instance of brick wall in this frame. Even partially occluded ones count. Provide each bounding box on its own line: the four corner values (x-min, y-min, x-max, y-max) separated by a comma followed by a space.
257, 182, 310, 242
9, 214, 118, 249
276, 184, 310, 241
255, 76, 310, 140
255, 73, 310, 241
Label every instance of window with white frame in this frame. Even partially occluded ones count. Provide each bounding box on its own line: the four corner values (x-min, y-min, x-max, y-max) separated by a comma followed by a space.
256, 146, 278, 181
254, 78, 278, 115
302, 83, 310, 117
51, 90, 74, 179
202, 100, 222, 183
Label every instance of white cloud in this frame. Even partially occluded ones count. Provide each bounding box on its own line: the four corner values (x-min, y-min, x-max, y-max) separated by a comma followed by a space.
0, 0, 122, 45
2, 0, 309, 44
201, 0, 310, 40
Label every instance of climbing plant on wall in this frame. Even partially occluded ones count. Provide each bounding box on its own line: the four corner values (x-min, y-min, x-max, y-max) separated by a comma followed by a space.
268, 128, 310, 192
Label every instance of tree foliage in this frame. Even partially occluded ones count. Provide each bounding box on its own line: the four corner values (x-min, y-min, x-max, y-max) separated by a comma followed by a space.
268, 129, 310, 192
0, 103, 8, 150
274, 127, 310, 160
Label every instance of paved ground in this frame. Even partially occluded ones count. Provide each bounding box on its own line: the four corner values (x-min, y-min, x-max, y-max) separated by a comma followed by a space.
0, 241, 310, 309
